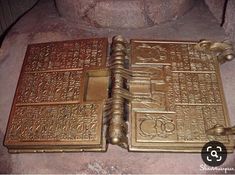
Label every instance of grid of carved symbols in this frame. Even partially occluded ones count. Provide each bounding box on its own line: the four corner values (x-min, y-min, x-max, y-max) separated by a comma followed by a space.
6, 39, 107, 143
130, 41, 229, 145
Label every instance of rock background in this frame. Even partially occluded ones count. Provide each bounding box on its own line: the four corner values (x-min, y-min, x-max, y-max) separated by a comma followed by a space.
56, 0, 235, 43
0, 0, 235, 173
0, 0, 38, 37
55, 0, 195, 28
204, 0, 225, 23
205, 0, 235, 44
223, 0, 235, 44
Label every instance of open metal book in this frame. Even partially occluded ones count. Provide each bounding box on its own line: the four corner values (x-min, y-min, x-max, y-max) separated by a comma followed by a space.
4, 36, 235, 153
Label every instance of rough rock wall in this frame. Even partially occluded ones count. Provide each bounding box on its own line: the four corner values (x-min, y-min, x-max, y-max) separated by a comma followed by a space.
0, 0, 38, 37
55, 0, 195, 28
223, 0, 235, 44
204, 0, 225, 24
205, 0, 235, 44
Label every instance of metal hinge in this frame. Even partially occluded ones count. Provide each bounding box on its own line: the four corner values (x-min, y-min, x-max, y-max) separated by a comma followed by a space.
108, 35, 129, 148
195, 40, 234, 64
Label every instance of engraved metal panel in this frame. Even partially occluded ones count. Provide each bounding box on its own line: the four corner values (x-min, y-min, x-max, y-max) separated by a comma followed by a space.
129, 40, 234, 152
7, 103, 103, 143
4, 38, 108, 152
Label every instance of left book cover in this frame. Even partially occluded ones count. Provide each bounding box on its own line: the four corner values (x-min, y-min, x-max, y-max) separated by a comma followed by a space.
4, 38, 110, 152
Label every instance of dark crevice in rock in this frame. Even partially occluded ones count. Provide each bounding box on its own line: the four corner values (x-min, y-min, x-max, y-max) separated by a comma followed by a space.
0, 0, 40, 46
221, 0, 228, 26
53, 0, 62, 17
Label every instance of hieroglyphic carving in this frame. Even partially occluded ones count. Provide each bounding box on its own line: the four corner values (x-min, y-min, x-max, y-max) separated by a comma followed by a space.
172, 72, 221, 104
129, 40, 232, 151
169, 43, 217, 71
7, 104, 102, 143
175, 105, 228, 142
16, 71, 81, 103
24, 39, 107, 72
131, 41, 217, 71
15, 38, 107, 104
4, 37, 233, 152
5, 38, 108, 152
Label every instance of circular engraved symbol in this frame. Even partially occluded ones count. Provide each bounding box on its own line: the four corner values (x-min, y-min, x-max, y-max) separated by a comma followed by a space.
201, 141, 227, 167
139, 114, 175, 138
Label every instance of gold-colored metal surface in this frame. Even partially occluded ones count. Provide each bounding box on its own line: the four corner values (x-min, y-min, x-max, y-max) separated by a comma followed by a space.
4, 38, 109, 152
128, 40, 234, 152
195, 40, 234, 64
4, 36, 234, 153
108, 35, 128, 148
206, 124, 235, 136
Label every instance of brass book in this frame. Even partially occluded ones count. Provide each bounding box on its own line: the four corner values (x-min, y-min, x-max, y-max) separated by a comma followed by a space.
4, 36, 235, 153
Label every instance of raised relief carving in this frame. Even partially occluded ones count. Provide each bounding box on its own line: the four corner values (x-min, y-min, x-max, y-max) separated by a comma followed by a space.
132, 43, 169, 65
130, 65, 174, 111
16, 71, 81, 103
5, 38, 108, 152
130, 40, 231, 151
24, 39, 107, 72
135, 43, 167, 63
137, 113, 176, 141
4, 37, 233, 153
175, 105, 228, 142
7, 104, 102, 142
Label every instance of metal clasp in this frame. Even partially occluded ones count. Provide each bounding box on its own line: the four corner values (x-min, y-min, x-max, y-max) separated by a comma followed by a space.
195, 40, 234, 64
206, 124, 235, 136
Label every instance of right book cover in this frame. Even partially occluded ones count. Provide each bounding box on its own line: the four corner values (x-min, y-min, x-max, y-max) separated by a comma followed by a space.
128, 39, 234, 152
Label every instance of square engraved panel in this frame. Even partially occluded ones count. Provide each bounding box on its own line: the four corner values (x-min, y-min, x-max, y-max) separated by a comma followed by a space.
4, 38, 108, 152
129, 40, 234, 152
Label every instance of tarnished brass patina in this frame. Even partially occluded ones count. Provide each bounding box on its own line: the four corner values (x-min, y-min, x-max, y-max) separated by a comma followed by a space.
4, 38, 109, 152
4, 37, 235, 153
195, 40, 234, 64
108, 35, 129, 148
206, 125, 235, 136
128, 40, 234, 152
